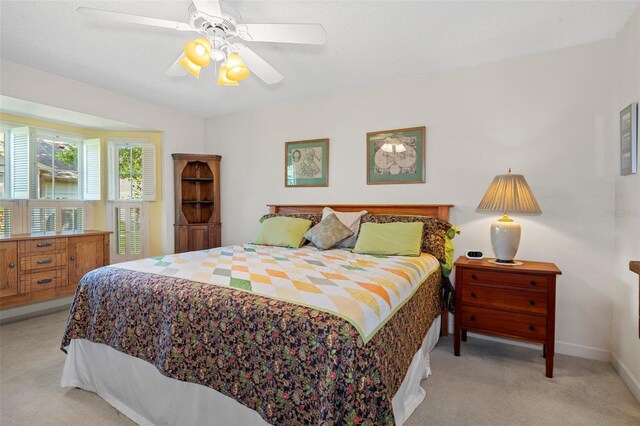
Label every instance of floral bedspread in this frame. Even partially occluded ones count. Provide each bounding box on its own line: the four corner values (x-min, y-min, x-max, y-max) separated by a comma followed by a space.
61, 246, 442, 425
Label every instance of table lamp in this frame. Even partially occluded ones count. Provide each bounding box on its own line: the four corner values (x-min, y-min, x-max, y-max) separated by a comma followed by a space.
476, 169, 542, 263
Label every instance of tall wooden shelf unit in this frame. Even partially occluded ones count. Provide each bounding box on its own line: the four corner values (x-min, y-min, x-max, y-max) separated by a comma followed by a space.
173, 153, 221, 253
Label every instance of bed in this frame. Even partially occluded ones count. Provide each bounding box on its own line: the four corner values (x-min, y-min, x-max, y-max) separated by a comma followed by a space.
61, 204, 454, 425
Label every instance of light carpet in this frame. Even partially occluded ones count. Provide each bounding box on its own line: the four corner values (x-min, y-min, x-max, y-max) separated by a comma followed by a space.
1, 310, 638, 425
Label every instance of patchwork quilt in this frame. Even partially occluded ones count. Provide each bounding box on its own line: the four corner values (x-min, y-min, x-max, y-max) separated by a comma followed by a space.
114, 244, 440, 343
62, 245, 442, 425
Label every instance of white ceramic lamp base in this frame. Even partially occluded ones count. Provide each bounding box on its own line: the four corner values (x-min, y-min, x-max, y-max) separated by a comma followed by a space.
490, 216, 521, 263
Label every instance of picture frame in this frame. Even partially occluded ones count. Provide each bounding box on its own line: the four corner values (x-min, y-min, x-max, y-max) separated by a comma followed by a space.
621, 102, 638, 176
285, 138, 329, 187
366, 126, 426, 184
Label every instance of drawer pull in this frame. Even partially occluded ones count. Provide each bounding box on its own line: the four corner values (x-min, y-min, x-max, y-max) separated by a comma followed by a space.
470, 315, 476, 321
529, 325, 536, 331
530, 281, 537, 286
9, 262, 15, 269
37, 278, 53, 285
529, 300, 536, 306
471, 274, 478, 280
471, 292, 477, 298
70, 256, 76, 261
37, 258, 53, 265
36, 242, 52, 248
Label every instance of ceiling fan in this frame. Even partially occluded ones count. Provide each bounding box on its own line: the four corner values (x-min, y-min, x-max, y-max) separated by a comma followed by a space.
77, 0, 327, 86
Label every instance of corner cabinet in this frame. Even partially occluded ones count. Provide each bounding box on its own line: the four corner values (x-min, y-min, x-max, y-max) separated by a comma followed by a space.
0, 231, 110, 309
173, 153, 222, 253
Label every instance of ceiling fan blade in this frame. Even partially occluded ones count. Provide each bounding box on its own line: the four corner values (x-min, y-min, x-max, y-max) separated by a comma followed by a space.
234, 44, 284, 85
193, 0, 223, 19
237, 24, 327, 45
166, 54, 188, 77
77, 7, 193, 32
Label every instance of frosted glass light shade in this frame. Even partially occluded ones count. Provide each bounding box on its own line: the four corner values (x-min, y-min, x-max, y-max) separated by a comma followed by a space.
225, 53, 250, 81
217, 64, 239, 86
184, 38, 211, 67
179, 57, 202, 78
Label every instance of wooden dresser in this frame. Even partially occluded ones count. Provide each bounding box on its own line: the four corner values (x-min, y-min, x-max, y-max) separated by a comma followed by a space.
453, 256, 562, 377
0, 231, 110, 309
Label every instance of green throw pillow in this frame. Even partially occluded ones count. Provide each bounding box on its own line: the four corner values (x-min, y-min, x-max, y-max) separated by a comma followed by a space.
304, 213, 354, 250
354, 222, 424, 256
252, 216, 312, 248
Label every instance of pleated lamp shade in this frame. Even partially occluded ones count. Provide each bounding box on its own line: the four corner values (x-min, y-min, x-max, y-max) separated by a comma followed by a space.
476, 170, 542, 214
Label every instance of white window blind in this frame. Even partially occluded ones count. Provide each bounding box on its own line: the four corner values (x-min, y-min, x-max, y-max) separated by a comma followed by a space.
61, 207, 84, 232
83, 138, 101, 200
30, 207, 56, 233
141, 144, 156, 201
10, 127, 34, 199
0, 207, 10, 236
112, 203, 144, 262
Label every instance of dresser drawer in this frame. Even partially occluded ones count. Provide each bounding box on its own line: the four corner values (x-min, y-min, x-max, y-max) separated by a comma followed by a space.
461, 305, 547, 342
462, 284, 547, 315
462, 269, 547, 292
21, 269, 66, 293
19, 238, 66, 254
20, 253, 67, 272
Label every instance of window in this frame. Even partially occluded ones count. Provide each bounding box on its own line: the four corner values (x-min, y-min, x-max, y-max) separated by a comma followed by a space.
108, 140, 156, 202
0, 124, 101, 201
108, 139, 155, 261
30, 207, 56, 233
36, 133, 80, 199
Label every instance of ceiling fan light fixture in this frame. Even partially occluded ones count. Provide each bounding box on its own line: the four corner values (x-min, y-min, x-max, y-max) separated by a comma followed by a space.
179, 56, 202, 78
225, 53, 250, 81
184, 37, 212, 67
217, 64, 239, 86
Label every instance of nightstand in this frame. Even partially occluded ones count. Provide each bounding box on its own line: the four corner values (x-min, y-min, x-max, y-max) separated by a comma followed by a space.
453, 256, 562, 378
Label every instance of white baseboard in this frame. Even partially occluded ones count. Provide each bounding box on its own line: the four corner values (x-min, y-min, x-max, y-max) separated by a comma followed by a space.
611, 352, 640, 402
454, 331, 611, 362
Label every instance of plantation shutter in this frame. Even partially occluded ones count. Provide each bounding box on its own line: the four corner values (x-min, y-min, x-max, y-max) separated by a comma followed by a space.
10, 127, 33, 199
107, 141, 116, 201
83, 138, 101, 200
141, 143, 156, 201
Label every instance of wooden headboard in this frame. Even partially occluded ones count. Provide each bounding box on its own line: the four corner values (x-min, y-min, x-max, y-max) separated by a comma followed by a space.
268, 204, 454, 222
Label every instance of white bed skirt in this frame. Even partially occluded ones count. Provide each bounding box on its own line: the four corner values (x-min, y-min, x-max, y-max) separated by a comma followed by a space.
61, 315, 441, 425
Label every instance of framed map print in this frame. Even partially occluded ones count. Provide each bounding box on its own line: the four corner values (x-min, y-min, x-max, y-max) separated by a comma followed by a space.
367, 126, 425, 184
285, 139, 329, 187
621, 103, 638, 176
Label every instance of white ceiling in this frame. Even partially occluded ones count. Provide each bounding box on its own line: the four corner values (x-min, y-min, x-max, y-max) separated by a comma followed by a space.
1, 1, 638, 118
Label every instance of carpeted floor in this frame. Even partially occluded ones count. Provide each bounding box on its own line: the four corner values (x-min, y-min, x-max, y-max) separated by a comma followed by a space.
1, 310, 639, 425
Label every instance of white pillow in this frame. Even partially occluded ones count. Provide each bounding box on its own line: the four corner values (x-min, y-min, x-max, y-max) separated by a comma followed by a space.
322, 207, 367, 248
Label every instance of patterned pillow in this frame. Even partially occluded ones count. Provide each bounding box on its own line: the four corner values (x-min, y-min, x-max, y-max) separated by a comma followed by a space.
303, 213, 354, 250
359, 214, 453, 263
259, 213, 323, 227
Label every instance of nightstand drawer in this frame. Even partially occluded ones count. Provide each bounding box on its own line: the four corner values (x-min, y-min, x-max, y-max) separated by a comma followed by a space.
461, 306, 547, 341
462, 284, 547, 315
462, 269, 548, 292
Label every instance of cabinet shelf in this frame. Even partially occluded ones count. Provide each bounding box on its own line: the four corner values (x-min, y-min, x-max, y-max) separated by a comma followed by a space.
181, 178, 214, 182
182, 200, 214, 205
